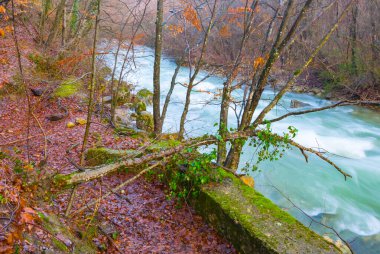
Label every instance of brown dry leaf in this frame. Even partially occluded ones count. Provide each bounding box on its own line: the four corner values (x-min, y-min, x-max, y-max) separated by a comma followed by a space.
20, 207, 37, 230
0, 245, 13, 254
6, 233, 13, 245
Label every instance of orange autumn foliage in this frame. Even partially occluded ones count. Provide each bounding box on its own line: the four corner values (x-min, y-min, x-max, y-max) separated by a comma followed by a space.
183, 5, 201, 31
131, 33, 145, 45
167, 24, 184, 36
254, 57, 265, 69
219, 25, 231, 38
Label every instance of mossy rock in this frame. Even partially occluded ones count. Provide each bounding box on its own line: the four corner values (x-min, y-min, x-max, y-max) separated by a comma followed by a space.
136, 111, 153, 132
136, 88, 153, 105
134, 101, 147, 114
117, 85, 131, 105
193, 169, 341, 254
54, 78, 81, 98
85, 147, 140, 166
30, 213, 96, 253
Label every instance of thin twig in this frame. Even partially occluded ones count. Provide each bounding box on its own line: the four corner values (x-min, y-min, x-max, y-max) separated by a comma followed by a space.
265, 177, 354, 254
69, 161, 162, 217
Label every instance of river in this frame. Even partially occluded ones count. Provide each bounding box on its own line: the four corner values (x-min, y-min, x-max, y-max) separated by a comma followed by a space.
104, 45, 380, 253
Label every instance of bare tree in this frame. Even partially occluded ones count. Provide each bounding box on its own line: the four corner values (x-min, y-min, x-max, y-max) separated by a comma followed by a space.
178, 0, 218, 140
153, 0, 164, 135
80, 0, 101, 164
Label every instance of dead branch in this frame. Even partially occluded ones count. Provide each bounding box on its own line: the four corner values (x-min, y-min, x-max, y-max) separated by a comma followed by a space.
286, 138, 351, 180
268, 100, 380, 123
0, 133, 48, 147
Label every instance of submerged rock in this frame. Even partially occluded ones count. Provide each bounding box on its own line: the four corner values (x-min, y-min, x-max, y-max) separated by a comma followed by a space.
290, 99, 311, 108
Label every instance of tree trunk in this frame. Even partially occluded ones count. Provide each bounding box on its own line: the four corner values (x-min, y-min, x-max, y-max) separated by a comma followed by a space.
370, 1, 378, 88
350, 1, 358, 76
45, 0, 66, 47
153, 0, 164, 135
225, 0, 313, 170
54, 123, 355, 187
160, 59, 182, 130
111, 4, 148, 124
178, 0, 218, 140
217, 0, 259, 164
80, 0, 101, 164
61, 1, 66, 47
39, 0, 50, 44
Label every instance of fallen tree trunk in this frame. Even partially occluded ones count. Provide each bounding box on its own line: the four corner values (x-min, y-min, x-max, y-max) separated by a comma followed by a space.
54, 135, 226, 186
53, 127, 353, 187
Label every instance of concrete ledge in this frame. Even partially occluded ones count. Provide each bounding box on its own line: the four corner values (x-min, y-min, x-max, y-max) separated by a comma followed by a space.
194, 170, 340, 254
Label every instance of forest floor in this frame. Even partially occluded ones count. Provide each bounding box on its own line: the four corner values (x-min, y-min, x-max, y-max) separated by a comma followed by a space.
0, 29, 235, 253
0, 92, 236, 254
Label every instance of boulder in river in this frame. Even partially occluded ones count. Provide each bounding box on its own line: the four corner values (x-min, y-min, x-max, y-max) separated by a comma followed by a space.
309, 87, 323, 97
290, 99, 311, 108
136, 111, 153, 132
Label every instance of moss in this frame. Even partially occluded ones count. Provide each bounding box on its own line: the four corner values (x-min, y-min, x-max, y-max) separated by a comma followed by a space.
53, 174, 74, 188
218, 170, 297, 224
136, 112, 153, 132
146, 139, 181, 152
40, 214, 96, 253
54, 78, 81, 98
134, 101, 147, 114
84, 224, 98, 240
136, 88, 153, 105
85, 147, 139, 167
52, 238, 69, 252
193, 168, 340, 253
115, 127, 138, 136
28, 53, 60, 77
0, 77, 24, 96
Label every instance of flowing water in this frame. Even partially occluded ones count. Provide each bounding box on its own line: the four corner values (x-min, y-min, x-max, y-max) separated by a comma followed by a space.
104, 45, 380, 253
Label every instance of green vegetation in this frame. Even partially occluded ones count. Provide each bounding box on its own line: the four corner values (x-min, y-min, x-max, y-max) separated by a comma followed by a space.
158, 149, 221, 203
28, 53, 60, 77
136, 112, 154, 132
136, 88, 153, 105
53, 77, 82, 98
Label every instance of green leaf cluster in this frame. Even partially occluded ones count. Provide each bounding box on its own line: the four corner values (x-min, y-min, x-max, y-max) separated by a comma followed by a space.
159, 149, 220, 204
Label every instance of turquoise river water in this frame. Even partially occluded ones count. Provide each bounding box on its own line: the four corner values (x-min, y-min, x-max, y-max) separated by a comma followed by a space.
104, 45, 380, 253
